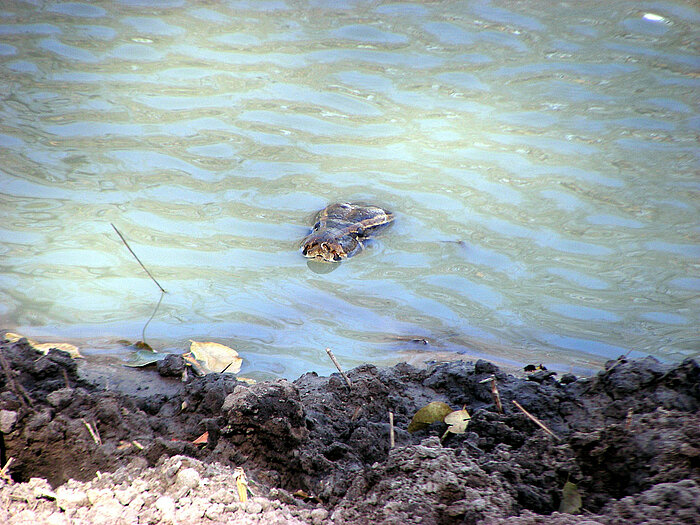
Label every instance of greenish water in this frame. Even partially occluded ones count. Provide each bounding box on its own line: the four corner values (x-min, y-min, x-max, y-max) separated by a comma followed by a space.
0, 0, 698, 379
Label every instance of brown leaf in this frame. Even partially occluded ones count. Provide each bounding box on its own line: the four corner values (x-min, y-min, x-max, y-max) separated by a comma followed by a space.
4, 332, 83, 359
407, 401, 453, 433
192, 432, 209, 445
189, 340, 242, 374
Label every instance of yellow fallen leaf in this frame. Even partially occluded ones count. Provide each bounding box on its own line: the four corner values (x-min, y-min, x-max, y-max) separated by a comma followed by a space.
559, 481, 582, 514
236, 376, 257, 384
407, 401, 454, 433
3, 332, 83, 359
442, 408, 471, 439
233, 467, 248, 502
189, 340, 242, 374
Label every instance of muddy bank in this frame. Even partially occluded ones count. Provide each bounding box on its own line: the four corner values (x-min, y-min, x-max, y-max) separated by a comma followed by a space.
0, 338, 698, 524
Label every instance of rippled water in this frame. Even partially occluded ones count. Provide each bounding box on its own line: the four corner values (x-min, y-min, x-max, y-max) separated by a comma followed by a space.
1, 0, 698, 379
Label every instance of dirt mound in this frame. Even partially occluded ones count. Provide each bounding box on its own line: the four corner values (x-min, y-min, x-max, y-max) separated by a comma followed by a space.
1, 338, 698, 524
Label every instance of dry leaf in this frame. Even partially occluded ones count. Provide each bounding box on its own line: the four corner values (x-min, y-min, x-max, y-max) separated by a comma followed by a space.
233, 467, 248, 502
236, 376, 257, 385
407, 401, 454, 433
444, 408, 471, 434
189, 340, 242, 374
4, 332, 83, 359
182, 352, 207, 376
192, 432, 209, 445
124, 350, 170, 367
559, 481, 582, 514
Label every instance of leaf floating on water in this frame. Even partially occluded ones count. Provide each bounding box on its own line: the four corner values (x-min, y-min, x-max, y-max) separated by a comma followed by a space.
443, 408, 471, 435
3, 332, 83, 359
559, 481, 582, 514
132, 340, 154, 351
124, 350, 170, 367
189, 340, 242, 374
407, 401, 453, 433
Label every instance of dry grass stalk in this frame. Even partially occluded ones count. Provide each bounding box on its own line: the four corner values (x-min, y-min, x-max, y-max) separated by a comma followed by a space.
325, 348, 352, 389
82, 418, 102, 445
480, 375, 503, 413
0, 351, 33, 408
389, 411, 395, 449
0, 457, 14, 481
512, 400, 560, 441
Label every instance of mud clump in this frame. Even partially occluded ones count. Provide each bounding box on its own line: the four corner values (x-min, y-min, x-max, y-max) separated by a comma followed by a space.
1, 338, 698, 524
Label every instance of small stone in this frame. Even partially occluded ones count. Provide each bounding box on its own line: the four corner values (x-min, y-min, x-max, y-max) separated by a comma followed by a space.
252, 496, 271, 511
114, 488, 136, 506
46, 388, 74, 409
155, 495, 176, 521
245, 500, 263, 514
311, 508, 329, 524
176, 467, 200, 489
88, 501, 125, 525
0, 410, 18, 433
157, 354, 185, 377
205, 504, 224, 520
210, 488, 235, 505
55, 486, 89, 509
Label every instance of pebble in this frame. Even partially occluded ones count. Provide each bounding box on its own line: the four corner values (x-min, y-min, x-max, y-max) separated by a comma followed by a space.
155, 495, 176, 521
46, 388, 74, 409
55, 487, 89, 509
311, 507, 329, 524
245, 500, 264, 514
176, 467, 200, 489
0, 409, 18, 433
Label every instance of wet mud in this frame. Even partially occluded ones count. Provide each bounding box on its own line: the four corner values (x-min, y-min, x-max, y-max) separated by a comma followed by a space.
0, 338, 698, 524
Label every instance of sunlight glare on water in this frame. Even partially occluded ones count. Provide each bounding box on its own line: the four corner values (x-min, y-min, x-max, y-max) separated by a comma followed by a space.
0, 0, 698, 379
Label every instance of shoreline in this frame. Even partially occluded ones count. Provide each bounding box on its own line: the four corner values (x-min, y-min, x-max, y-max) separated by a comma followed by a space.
1, 337, 698, 524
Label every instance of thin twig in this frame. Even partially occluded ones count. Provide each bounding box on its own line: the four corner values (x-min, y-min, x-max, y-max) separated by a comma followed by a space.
141, 290, 164, 344
325, 348, 352, 389
0, 351, 33, 408
604, 349, 633, 375
480, 375, 503, 414
82, 418, 102, 445
512, 400, 560, 441
0, 457, 14, 481
389, 411, 395, 449
111, 223, 166, 293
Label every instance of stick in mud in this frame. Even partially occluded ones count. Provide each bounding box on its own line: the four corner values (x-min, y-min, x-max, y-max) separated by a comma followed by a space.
82, 418, 102, 446
512, 399, 561, 441
325, 347, 352, 389
0, 351, 33, 408
0, 457, 13, 481
480, 374, 503, 414
389, 411, 395, 449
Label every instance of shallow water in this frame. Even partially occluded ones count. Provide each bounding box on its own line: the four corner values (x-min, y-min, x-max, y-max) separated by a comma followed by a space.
0, 0, 698, 379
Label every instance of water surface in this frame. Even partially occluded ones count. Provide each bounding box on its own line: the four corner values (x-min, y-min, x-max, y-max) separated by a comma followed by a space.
1, 0, 698, 379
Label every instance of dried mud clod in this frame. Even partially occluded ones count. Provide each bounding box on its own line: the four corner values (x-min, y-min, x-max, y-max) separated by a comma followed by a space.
1, 337, 699, 524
